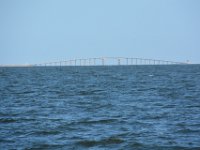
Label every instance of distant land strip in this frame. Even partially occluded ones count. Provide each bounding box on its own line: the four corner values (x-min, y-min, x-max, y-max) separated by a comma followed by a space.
0, 64, 34, 67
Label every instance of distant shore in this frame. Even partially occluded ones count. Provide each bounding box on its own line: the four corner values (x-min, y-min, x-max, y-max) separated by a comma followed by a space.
0, 65, 34, 67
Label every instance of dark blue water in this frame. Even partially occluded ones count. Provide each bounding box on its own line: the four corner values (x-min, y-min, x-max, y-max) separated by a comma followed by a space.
0, 65, 200, 149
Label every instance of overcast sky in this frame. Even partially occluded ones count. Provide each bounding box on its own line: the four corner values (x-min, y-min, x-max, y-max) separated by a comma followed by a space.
0, 0, 200, 64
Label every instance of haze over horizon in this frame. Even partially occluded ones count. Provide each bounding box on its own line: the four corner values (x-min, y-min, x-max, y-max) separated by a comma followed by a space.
0, 0, 200, 65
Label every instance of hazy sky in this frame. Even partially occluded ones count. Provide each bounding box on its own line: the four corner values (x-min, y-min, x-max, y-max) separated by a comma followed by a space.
0, 0, 200, 64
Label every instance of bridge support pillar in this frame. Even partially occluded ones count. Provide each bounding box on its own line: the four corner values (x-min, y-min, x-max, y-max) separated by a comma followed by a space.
118, 59, 121, 65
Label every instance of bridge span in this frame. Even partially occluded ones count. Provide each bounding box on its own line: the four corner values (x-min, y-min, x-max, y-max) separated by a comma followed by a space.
35, 57, 188, 67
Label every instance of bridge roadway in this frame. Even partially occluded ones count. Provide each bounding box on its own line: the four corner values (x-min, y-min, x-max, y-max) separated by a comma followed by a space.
34, 57, 188, 67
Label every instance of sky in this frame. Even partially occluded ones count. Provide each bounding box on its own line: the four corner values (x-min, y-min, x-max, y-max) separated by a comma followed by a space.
0, 0, 200, 65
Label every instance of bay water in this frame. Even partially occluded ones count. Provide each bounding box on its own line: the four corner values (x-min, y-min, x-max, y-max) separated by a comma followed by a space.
0, 65, 200, 149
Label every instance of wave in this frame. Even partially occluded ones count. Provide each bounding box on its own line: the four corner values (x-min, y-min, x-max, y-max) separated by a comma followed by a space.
77, 137, 124, 147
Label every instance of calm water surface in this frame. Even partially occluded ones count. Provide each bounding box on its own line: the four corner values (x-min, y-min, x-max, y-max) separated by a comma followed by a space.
0, 65, 200, 149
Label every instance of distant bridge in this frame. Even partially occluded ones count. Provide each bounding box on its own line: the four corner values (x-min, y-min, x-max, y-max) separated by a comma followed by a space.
34, 57, 188, 67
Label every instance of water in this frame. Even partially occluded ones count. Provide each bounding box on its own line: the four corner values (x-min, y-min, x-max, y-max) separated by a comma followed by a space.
0, 65, 200, 149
